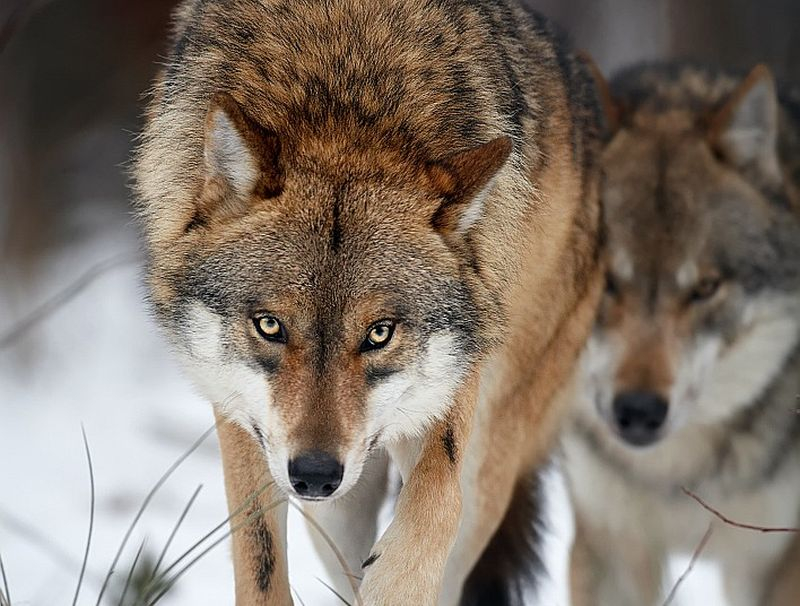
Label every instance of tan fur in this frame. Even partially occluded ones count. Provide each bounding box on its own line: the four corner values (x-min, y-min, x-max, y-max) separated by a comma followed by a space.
765, 535, 800, 606
135, 1, 604, 603
216, 411, 292, 605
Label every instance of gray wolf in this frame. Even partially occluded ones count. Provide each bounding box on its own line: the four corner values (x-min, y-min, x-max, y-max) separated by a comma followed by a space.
564, 62, 800, 606
133, 1, 604, 603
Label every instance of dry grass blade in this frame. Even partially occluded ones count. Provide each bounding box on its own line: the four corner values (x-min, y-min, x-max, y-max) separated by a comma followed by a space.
137, 479, 275, 600
72, 427, 96, 606
0, 252, 139, 350
0, 552, 10, 606
291, 586, 307, 606
662, 523, 713, 606
0, 506, 88, 579
152, 484, 203, 576
317, 577, 352, 606
146, 498, 286, 606
95, 424, 215, 606
118, 539, 147, 606
290, 500, 363, 606
683, 488, 800, 533
149, 480, 274, 584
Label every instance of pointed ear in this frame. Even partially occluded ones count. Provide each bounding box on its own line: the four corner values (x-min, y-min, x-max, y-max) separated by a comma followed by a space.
426, 136, 512, 234
708, 64, 781, 182
204, 92, 284, 200
577, 51, 619, 139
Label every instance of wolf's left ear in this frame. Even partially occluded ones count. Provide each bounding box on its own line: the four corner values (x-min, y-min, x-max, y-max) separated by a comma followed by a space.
426, 136, 513, 234
204, 92, 284, 201
709, 65, 781, 183
577, 51, 619, 139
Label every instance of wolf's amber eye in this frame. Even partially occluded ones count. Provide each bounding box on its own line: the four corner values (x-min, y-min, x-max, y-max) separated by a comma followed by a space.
254, 316, 287, 343
361, 321, 395, 352
689, 276, 722, 303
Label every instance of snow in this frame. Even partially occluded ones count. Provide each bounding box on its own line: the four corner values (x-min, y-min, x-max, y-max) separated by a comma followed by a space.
0, 225, 725, 605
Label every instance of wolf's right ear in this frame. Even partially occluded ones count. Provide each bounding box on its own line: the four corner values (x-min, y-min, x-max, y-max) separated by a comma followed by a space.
204, 92, 284, 201
426, 136, 513, 235
709, 65, 781, 183
577, 51, 619, 139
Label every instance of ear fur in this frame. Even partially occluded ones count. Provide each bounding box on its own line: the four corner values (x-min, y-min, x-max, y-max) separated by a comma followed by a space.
577, 51, 620, 139
204, 92, 284, 201
708, 64, 781, 183
426, 136, 512, 234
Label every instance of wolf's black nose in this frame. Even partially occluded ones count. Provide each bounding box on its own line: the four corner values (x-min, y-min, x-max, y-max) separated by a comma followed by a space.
288, 451, 344, 498
612, 391, 668, 447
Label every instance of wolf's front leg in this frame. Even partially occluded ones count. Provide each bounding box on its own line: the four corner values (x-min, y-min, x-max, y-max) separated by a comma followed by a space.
764, 534, 800, 606
359, 376, 478, 606
216, 412, 293, 606
569, 517, 663, 606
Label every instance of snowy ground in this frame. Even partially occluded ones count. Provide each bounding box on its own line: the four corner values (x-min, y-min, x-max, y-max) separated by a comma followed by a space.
0, 222, 726, 605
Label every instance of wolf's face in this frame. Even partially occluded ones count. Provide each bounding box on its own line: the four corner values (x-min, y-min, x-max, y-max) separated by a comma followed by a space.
148, 94, 510, 499
581, 67, 800, 450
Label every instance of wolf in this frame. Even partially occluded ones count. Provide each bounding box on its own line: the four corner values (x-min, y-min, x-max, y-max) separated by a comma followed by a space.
564, 62, 800, 606
134, 1, 604, 604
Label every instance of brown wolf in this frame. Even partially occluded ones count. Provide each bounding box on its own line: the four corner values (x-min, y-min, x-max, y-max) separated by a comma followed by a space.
565, 62, 800, 606
134, 1, 604, 604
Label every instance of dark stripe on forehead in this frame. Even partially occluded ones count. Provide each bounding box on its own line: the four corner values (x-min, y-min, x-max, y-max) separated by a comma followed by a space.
646, 140, 671, 312
654, 139, 669, 216
331, 189, 343, 251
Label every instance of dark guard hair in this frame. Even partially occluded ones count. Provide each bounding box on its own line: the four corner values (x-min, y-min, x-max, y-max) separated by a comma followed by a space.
460, 471, 546, 606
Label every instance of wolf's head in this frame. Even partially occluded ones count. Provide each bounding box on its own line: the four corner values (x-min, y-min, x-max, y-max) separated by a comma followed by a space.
581, 65, 800, 450
138, 92, 511, 500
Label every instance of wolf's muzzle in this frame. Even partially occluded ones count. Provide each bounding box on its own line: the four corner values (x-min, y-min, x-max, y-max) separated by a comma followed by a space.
288, 450, 344, 499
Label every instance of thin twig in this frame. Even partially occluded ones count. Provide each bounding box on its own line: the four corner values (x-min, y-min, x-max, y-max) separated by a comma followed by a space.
0, 252, 139, 350
0, 552, 10, 606
290, 500, 363, 606
72, 427, 96, 606
683, 488, 800, 533
152, 484, 203, 576
662, 523, 713, 606
95, 424, 215, 606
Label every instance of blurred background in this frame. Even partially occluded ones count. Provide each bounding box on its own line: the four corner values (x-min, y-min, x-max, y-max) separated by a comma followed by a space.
1, 0, 797, 604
